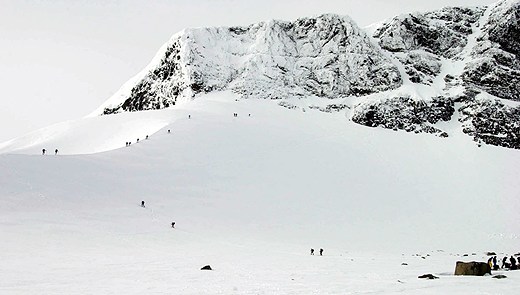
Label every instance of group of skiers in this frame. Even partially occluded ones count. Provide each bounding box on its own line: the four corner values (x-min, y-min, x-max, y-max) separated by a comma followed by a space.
310, 248, 324, 256
42, 148, 58, 155
233, 113, 251, 117
489, 255, 518, 270
126, 135, 153, 147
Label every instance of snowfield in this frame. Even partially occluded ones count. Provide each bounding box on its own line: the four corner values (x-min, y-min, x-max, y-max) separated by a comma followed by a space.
1, 92, 519, 294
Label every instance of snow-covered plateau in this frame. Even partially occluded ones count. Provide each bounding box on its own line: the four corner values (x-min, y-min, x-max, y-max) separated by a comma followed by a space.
1, 92, 519, 294
1, 0, 520, 294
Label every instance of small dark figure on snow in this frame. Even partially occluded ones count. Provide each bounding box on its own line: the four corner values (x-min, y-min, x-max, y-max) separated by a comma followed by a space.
319, 248, 323, 256
55, 149, 58, 155
137, 138, 139, 143
511, 256, 517, 270
310, 248, 314, 255
502, 256, 509, 269
125, 142, 128, 147
248, 113, 251, 117
141, 201, 145, 208
146, 135, 149, 140
168, 129, 171, 134
42, 148, 46, 155
188, 114, 191, 119
171, 222, 175, 228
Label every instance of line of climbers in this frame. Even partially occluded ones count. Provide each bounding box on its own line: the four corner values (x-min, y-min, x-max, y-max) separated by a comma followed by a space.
124, 112, 252, 148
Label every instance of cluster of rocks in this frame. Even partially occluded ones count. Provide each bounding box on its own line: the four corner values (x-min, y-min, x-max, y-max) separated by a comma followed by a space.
351, 96, 454, 137
308, 103, 349, 113
459, 99, 520, 149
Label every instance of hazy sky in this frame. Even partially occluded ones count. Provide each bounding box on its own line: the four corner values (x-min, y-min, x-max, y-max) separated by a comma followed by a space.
0, 0, 495, 142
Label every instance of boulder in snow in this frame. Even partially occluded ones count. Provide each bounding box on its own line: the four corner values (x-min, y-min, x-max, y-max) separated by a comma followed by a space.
454, 261, 491, 276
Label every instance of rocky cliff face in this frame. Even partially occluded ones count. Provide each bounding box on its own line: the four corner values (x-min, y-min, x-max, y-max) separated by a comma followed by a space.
95, 0, 520, 150
99, 14, 401, 114
462, 0, 520, 101
361, 0, 520, 149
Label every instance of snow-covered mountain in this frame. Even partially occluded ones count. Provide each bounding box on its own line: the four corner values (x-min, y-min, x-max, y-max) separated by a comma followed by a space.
91, 0, 519, 150
2, 2, 520, 293
95, 14, 402, 114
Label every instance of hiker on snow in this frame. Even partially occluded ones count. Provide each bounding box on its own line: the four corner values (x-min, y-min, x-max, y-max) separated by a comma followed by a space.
310, 248, 314, 255
319, 248, 323, 256
141, 201, 145, 208
55, 149, 58, 155
171, 222, 175, 228
502, 256, 509, 269
42, 149, 46, 155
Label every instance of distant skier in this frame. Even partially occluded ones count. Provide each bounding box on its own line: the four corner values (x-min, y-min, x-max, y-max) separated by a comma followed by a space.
42, 148, 46, 155
310, 248, 314, 255
146, 135, 149, 140
141, 201, 145, 208
171, 222, 175, 228
319, 248, 323, 256
55, 149, 58, 155
137, 138, 139, 143
168, 129, 171, 134
188, 114, 191, 119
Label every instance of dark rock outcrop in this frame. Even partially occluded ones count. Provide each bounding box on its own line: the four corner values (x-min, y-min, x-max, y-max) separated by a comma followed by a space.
459, 99, 520, 149
352, 96, 454, 136
201, 265, 212, 270
462, 1, 520, 102
454, 261, 491, 276
418, 273, 439, 279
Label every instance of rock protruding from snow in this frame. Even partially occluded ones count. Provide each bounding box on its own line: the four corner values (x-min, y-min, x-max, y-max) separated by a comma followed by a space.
201, 265, 212, 271
454, 261, 491, 276
459, 97, 520, 149
462, 0, 520, 102
352, 96, 454, 137
99, 14, 401, 115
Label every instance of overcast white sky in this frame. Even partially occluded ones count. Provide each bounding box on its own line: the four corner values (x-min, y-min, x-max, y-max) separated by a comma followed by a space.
0, 0, 495, 142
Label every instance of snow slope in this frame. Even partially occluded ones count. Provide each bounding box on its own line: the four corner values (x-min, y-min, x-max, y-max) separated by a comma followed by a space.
1, 92, 519, 294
